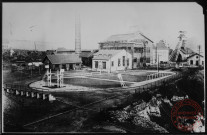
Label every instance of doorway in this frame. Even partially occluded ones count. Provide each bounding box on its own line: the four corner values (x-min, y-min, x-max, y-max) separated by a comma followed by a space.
196, 61, 199, 66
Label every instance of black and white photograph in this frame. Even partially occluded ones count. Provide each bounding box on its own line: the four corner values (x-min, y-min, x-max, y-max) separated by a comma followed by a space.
2, 1, 206, 133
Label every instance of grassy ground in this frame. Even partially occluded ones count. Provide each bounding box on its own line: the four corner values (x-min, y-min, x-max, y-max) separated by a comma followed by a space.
87, 73, 149, 82
3, 69, 159, 132
3, 69, 73, 132
56, 78, 132, 88
3, 69, 44, 85
3, 69, 134, 132
49, 71, 151, 88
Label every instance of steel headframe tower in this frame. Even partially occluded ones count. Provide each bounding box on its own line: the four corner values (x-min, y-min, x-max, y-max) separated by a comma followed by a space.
75, 14, 81, 55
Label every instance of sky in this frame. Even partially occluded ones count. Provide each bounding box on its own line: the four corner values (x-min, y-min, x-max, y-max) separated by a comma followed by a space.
2, 2, 205, 52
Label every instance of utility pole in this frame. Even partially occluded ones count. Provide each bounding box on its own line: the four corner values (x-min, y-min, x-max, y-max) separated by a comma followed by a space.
198, 45, 201, 66
157, 53, 159, 73
156, 46, 157, 64
143, 41, 147, 67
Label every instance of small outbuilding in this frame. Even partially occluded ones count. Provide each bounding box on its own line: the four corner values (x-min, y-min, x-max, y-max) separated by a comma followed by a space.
186, 53, 204, 67
43, 54, 82, 70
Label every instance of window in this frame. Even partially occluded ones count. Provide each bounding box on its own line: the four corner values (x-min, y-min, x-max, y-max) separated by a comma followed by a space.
196, 61, 199, 66
127, 58, 129, 66
118, 59, 121, 66
95, 61, 98, 68
102, 62, 106, 69
196, 56, 199, 59
202, 61, 204, 65
111, 61, 114, 67
140, 57, 143, 62
133, 58, 137, 62
123, 56, 125, 66
146, 58, 150, 63
190, 60, 193, 65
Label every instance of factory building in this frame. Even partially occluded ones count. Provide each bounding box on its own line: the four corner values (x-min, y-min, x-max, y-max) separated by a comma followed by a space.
92, 49, 132, 72
99, 31, 155, 68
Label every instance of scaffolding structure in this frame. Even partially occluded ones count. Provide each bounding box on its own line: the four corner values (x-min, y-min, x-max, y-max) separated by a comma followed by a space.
57, 69, 64, 88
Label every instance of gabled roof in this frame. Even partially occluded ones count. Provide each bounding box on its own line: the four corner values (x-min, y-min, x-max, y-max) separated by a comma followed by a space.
187, 53, 203, 59
103, 32, 153, 43
43, 54, 82, 64
156, 40, 169, 50
169, 47, 195, 62
80, 51, 94, 58
180, 47, 194, 55
93, 50, 124, 60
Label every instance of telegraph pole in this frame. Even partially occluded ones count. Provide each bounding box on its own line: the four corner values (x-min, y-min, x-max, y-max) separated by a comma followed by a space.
158, 54, 159, 73
143, 41, 147, 67
198, 45, 201, 66
156, 46, 158, 72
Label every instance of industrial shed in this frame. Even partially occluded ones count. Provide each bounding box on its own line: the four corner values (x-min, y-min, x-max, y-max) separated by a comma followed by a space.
43, 54, 82, 70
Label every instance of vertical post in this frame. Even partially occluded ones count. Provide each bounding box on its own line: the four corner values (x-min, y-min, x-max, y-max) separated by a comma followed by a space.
49, 69, 51, 86
198, 45, 200, 66
158, 55, 159, 73
109, 55, 111, 73
46, 69, 48, 86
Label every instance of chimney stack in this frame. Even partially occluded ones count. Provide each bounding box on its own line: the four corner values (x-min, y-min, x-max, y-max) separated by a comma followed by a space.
75, 14, 81, 55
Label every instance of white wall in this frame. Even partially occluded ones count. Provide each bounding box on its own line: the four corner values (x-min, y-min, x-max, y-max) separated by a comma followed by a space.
157, 49, 169, 62
92, 50, 132, 72
152, 49, 169, 63
187, 55, 204, 66
110, 50, 132, 71
92, 60, 108, 71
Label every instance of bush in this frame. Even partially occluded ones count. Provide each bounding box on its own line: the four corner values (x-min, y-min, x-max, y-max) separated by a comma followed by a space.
176, 69, 204, 105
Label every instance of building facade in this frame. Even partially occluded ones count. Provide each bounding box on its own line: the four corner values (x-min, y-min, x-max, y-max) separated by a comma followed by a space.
55, 47, 98, 67
187, 53, 204, 66
99, 32, 155, 68
153, 40, 170, 64
92, 50, 132, 72
43, 54, 82, 71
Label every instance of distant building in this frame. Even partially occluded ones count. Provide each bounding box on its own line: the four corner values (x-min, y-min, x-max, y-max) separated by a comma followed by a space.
99, 31, 155, 68
153, 40, 169, 63
169, 31, 195, 63
186, 53, 204, 66
55, 47, 98, 67
46, 50, 56, 55
43, 54, 82, 71
92, 49, 132, 72
80, 50, 98, 67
